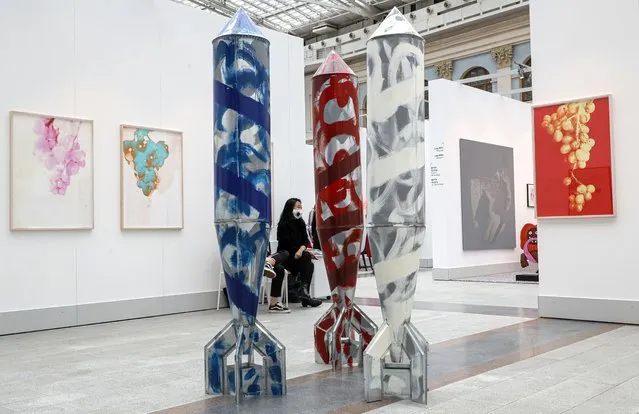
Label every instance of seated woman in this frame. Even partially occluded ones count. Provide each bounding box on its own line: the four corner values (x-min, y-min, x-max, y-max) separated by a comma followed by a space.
276, 198, 322, 308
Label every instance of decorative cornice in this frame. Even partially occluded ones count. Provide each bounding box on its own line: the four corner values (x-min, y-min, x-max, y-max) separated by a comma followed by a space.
305, 12, 531, 76
425, 13, 529, 65
491, 45, 513, 68
435, 60, 453, 80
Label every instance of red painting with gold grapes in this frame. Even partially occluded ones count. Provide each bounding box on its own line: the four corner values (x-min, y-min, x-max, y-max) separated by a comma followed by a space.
533, 96, 614, 218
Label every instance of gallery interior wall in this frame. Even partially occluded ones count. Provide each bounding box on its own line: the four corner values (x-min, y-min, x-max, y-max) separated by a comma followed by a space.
422, 120, 433, 267
0, 0, 307, 334
428, 79, 535, 279
530, 0, 639, 324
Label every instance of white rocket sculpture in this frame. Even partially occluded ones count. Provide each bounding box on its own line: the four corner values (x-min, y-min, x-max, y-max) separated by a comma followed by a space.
363, 7, 429, 404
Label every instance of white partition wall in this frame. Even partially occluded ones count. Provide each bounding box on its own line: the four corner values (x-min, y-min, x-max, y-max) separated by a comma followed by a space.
421, 120, 433, 268
429, 79, 534, 279
0, 0, 306, 334
530, 0, 638, 323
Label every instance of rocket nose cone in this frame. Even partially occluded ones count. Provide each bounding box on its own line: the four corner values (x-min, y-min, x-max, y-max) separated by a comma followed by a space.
369, 6, 420, 40
312, 50, 356, 77
215, 6, 266, 39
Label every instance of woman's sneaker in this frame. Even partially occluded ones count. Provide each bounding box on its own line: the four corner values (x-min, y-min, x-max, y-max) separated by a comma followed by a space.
268, 302, 291, 313
263, 263, 276, 279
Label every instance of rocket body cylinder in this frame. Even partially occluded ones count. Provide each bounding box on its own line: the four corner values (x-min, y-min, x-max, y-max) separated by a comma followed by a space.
365, 8, 426, 362
311, 52, 376, 367
213, 10, 271, 331
312, 51, 364, 303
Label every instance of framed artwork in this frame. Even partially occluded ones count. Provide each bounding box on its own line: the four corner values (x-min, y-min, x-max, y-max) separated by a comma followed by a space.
120, 125, 184, 229
459, 139, 516, 251
9, 111, 94, 230
527, 184, 535, 208
533, 95, 614, 218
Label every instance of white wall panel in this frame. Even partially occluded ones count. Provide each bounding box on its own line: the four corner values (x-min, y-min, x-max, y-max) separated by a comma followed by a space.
0, 0, 307, 320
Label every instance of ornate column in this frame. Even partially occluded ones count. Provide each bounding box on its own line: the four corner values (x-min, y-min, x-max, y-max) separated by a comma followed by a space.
434, 60, 453, 80
491, 45, 513, 98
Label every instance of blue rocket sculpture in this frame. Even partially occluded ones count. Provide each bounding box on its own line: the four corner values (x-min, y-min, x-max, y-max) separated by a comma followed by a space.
205, 8, 286, 403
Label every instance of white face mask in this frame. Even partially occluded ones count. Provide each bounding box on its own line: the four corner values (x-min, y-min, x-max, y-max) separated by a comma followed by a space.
293, 208, 303, 219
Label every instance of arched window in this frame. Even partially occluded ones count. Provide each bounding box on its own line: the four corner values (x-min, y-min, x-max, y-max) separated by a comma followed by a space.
520, 56, 532, 102
461, 66, 492, 92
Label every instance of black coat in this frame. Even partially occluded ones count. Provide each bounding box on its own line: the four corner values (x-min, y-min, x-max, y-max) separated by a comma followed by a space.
277, 217, 309, 256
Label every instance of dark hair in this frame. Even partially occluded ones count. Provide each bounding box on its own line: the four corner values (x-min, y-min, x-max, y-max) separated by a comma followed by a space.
278, 198, 301, 225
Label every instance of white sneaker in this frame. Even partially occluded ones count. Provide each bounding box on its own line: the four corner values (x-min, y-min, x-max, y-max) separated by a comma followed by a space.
263, 263, 276, 279
268, 302, 291, 313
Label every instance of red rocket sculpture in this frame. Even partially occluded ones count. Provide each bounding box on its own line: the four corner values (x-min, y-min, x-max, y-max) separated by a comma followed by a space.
311, 51, 377, 368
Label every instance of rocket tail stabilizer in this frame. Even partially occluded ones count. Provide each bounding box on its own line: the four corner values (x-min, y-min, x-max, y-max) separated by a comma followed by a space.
363, 321, 429, 404
205, 320, 286, 402
313, 302, 378, 367
352, 303, 378, 362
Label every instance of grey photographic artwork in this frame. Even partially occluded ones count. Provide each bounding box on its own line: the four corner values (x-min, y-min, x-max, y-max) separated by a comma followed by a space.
459, 139, 516, 251
363, 7, 428, 405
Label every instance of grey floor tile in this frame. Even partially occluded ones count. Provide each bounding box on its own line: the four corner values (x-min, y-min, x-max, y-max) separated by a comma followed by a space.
563, 384, 639, 414
2, 393, 86, 413
421, 397, 502, 413
486, 355, 557, 378
365, 400, 425, 414
491, 378, 613, 413
457, 375, 566, 406
424, 373, 508, 406
575, 351, 639, 385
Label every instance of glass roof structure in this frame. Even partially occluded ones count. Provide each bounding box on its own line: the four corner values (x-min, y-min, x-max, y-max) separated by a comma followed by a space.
172, 0, 405, 39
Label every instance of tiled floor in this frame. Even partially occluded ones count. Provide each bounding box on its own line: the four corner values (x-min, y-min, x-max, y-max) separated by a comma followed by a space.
376, 325, 639, 413
357, 272, 539, 309
1, 271, 637, 413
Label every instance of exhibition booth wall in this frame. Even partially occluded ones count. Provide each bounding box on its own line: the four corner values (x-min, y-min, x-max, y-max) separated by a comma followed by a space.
429, 79, 535, 279
422, 120, 433, 268
0, 0, 307, 334
531, 0, 638, 323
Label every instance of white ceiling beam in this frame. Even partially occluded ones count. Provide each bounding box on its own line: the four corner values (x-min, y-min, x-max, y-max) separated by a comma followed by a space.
297, 0, 377, 17
178, 0, 285, 31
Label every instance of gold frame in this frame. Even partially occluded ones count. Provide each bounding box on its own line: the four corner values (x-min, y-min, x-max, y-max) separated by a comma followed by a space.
9, 110, 95, 231
119, 124, 185, 230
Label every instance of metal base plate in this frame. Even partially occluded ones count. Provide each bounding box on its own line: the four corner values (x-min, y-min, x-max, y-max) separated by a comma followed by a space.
204, 320, 287, 403
364, 322, 429, 404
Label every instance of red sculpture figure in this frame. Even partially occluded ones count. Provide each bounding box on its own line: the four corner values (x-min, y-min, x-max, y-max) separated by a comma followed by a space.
520, 223, 538, 268
311, 51, 377, 368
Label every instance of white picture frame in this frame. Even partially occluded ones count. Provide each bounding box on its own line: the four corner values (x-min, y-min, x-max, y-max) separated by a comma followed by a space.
527, 183, 536, 208
120, 124, 184, 230
10, 111, 94, 231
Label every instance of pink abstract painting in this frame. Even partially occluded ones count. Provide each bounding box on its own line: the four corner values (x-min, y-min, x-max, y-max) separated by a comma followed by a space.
10, 111, 94, 230
33, 117, 87, 195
